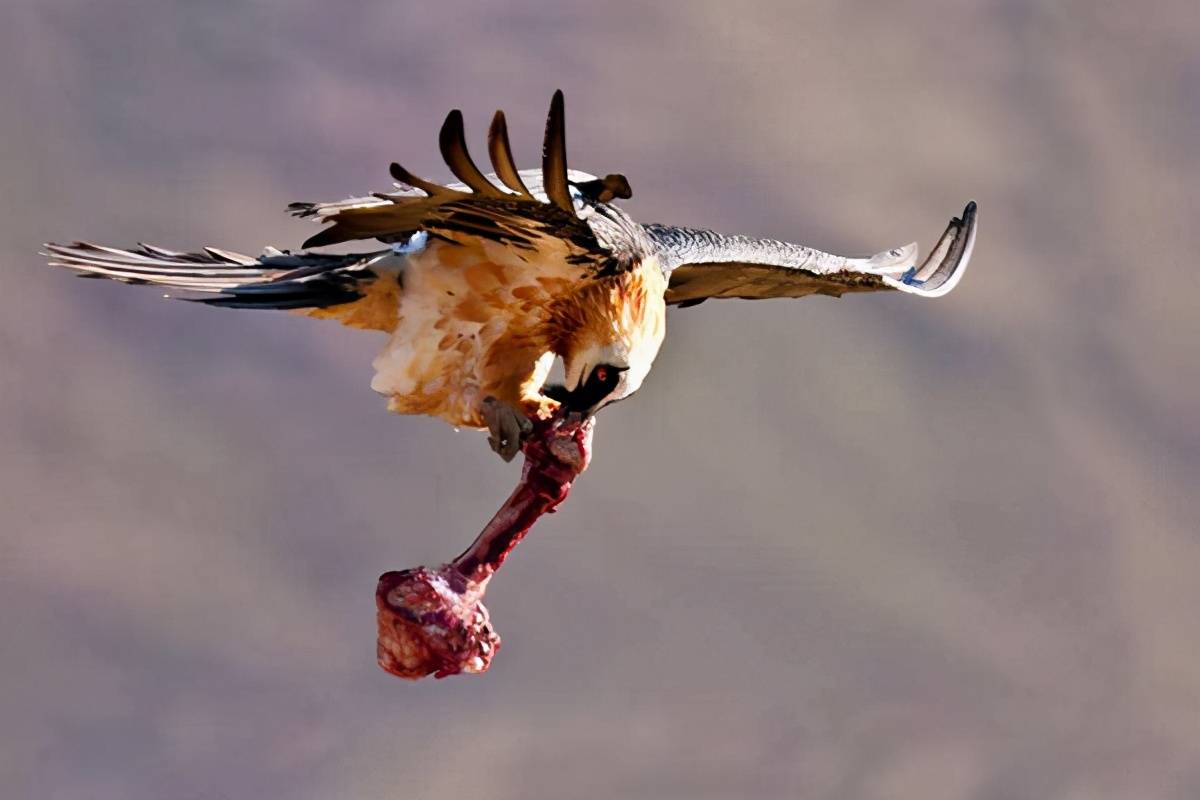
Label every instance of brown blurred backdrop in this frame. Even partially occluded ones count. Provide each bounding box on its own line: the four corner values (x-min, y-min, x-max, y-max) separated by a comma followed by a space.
3, 1, 1199, 798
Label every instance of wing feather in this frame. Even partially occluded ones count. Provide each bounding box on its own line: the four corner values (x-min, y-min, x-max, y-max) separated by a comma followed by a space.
487, 111, 534, 198
438, 109, 505, 198
43, 241, 389, 314
541, 89, 575, 215
293, 90, 622, 272
655, 202, 977, 306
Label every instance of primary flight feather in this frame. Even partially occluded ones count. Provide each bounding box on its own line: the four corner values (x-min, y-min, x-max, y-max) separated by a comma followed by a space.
45, 91, 977, 461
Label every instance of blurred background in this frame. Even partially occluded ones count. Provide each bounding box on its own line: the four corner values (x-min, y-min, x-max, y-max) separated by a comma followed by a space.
3, 1, 1198, 798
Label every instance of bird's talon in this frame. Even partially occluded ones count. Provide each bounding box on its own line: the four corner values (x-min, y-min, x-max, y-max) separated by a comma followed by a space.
481, 396, 532, 463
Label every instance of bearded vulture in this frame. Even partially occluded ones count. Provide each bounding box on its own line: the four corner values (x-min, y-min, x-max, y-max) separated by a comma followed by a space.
45, 91, 977, 461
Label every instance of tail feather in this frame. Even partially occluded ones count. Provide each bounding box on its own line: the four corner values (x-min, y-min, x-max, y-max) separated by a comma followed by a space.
43, 241, 391, 309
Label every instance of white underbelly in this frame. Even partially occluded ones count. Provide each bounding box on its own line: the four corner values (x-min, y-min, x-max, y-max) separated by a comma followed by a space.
367, 236, 563, 425
369, 274, 498, 423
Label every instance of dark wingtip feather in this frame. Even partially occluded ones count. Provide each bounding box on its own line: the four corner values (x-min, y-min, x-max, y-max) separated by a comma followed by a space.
301, 227, 347, 249
287, 201, 319, 218
487, 110, 532, 197
438, 109, 502, 197
893, 200, 978, 296
541, 90, 574, 214
601, 173, 632, 201
572, 173, 633, 203
389, 162, 458, 198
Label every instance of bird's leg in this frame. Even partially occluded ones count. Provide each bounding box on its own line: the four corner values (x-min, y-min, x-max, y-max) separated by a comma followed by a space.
376, 410, 594, 679
481, 395, 534, 462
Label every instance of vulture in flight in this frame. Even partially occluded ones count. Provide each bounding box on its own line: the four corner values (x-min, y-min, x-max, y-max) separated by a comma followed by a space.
46, 91, 977, 462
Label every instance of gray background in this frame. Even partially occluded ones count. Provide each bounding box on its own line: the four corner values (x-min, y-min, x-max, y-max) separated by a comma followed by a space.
3, 1, 1198, 798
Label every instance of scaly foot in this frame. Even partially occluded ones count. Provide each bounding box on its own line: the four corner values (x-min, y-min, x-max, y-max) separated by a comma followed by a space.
481, 396, 534, 462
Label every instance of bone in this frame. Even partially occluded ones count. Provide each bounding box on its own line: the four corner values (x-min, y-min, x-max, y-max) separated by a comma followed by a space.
375, 411, 595, 680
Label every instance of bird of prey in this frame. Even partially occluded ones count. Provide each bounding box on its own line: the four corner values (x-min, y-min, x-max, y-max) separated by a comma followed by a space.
45, 91, 976, 461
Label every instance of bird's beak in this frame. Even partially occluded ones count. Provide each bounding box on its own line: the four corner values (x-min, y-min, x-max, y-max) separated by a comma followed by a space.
542, 382, 596, 418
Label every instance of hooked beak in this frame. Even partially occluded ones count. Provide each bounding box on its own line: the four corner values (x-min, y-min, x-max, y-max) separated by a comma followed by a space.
544, 364, 627, 418
542, 382, 595, 417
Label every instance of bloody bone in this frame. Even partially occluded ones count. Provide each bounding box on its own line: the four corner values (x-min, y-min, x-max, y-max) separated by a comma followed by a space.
375, 412, 595, 679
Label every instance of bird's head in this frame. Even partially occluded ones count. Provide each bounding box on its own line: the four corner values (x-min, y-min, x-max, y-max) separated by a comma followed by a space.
543, 260, 667, 418
548, 339, 655, 418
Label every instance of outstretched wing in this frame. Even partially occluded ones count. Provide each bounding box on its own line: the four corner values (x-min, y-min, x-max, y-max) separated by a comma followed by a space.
44, 92, 639, 330
289, 90, 634, 273
650, 202, 977, 307
42, 240, 399, 317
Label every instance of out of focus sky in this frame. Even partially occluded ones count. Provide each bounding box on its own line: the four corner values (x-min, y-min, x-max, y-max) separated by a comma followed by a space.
3, 1, 1198, 798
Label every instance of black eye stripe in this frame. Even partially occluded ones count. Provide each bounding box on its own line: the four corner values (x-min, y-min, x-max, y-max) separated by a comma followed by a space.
552, 364, 628, 414
588, 364, 627, 387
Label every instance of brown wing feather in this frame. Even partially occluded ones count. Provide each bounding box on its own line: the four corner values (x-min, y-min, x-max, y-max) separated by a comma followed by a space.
422, 198, 617, 277
302, 192, 441, 249
664, 264, 887, 305
387, 162, 464, 200
298, 91, 616, 253
438, 109, 505, 198
487, 111, 533, 198
541, 89, 575, 214
659, 202, 977, 306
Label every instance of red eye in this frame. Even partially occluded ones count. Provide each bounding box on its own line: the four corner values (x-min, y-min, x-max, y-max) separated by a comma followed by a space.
594, 366, 608, 383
